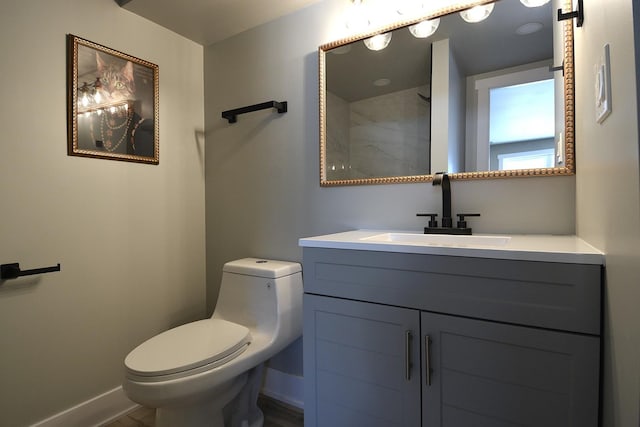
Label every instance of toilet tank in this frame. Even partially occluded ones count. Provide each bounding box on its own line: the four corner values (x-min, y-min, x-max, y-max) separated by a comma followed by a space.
212, 258, 302, 338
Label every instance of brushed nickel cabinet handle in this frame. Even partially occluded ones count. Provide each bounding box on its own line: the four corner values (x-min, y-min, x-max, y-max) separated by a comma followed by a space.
425, 335, 432, 386
405, 330, 413, 381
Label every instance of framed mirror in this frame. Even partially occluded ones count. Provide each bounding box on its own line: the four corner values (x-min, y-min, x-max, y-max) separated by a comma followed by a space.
320, 0, 574, 186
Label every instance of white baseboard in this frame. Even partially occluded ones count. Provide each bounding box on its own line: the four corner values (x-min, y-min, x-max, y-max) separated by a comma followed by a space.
31, 386, 139, 427
261, 367, 304, 410
30, 370, 302, 426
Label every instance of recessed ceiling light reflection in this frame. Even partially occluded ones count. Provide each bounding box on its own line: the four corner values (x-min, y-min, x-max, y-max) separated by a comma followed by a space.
516, 22, 543, 35
373, 78, 391, 87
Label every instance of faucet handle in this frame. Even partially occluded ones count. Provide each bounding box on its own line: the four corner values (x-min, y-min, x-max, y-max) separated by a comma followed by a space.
456, 213, 480, 229
417, 213, 438, 228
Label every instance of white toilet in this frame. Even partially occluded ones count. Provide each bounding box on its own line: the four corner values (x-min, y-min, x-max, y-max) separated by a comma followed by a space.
123, 258, 303, 427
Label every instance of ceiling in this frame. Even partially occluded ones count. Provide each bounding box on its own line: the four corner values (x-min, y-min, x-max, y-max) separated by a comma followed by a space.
117, 0, 324, 46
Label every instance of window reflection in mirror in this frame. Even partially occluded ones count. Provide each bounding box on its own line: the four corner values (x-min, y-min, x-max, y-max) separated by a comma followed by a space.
473, 65, 557, 171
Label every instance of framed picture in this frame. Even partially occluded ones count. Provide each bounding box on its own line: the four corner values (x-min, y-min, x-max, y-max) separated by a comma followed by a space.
67, 34, 159, 164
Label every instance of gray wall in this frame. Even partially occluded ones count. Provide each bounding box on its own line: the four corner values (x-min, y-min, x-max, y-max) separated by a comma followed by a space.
574, 0, 640, 425
0, 1, 206, 425
204, 0, 575, 378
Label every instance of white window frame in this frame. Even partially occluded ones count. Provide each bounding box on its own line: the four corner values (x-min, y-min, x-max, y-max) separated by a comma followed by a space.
497, 148, 555, 170
474, 66, 554, 171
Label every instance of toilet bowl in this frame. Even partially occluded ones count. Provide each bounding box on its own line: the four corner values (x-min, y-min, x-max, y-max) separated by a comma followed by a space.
123, 258, 303, 427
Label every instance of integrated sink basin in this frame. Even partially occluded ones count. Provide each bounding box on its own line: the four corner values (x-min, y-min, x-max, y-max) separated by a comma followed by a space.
360, 232, 512, 247
299, 230, 605, 264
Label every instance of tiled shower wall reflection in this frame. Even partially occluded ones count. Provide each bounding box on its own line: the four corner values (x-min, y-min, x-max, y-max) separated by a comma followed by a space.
326, 85, 431, 181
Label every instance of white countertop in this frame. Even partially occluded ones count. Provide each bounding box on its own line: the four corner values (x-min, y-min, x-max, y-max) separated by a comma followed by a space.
299, 230, 605, 265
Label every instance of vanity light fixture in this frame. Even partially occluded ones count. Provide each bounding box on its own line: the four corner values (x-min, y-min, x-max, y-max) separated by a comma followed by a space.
396, 0, 424, 17
459, 3, 495, 23
77, 77, 103, 108
520, 0, 551, 7
409, 18, 440, 38
79, 82, 91, 107
344, 0, 370, 32
364, 32, 392, 51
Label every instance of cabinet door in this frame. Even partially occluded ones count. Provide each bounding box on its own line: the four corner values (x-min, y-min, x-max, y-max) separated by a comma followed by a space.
421, 312, 600, 427
304, 294, 421, 427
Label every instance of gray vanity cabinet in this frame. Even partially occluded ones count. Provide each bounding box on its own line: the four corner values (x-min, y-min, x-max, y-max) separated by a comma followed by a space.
302, 247, 602, 427
420, 312, 600, 426
303, 294, 421, 426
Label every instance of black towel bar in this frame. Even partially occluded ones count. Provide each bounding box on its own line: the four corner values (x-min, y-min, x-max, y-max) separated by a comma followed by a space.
0, 262, 61, 280
221, 100, 287, 123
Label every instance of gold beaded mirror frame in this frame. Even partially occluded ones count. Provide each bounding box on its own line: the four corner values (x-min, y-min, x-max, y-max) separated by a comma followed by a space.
67, 34, 159, 164
319, 0, 575, 186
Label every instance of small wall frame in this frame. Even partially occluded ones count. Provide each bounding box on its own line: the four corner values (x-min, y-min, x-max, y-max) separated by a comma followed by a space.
66, 34, 159, 164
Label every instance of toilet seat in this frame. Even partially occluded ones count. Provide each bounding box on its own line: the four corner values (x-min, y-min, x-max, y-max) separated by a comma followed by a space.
125, 319, 250, 381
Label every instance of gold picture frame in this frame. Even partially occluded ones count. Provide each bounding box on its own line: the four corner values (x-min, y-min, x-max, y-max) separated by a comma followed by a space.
67, 34, 159, 164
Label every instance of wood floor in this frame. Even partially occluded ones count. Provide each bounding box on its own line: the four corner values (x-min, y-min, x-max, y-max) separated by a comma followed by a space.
103, 395, 303, 427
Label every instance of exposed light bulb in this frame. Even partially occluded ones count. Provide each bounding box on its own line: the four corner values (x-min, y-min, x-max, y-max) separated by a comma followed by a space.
93, 77, 103, 104
519, 0, 551, 7
344, 0, 370, 32
409, 17, 440, 38
364, 32, 392, 51
459, 3, 495, 23
396, 0, 424, 17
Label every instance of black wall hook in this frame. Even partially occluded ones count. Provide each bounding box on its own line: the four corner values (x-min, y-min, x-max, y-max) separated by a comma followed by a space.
221, 100, 288, 123
558, 0, 583, 27
0, 263, 61, 280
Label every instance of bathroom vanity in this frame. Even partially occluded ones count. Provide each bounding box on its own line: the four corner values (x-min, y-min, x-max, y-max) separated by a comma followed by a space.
299, 231, 604, 427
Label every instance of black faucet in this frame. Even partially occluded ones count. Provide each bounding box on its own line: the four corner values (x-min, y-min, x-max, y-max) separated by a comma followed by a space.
416, 172, 480, 235
433, 172, 452, 228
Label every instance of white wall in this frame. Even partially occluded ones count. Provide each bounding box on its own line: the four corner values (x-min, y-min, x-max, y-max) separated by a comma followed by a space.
448, 47, 465, 173
574, 0, 640, 425
204, 0, 575, 378
431, 38, 452, 172
0, 1, 206, 425
432, 37, 465, 172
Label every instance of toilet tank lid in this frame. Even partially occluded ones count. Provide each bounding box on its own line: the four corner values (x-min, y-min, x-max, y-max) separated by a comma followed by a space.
223, 258, 301, 278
